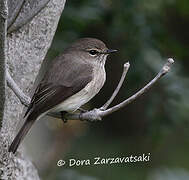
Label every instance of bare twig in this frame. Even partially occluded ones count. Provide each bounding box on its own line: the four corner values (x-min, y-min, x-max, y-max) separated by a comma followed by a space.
6, 69, 30, 106
100, 62, 130, 110
99, 58, 174, 117
6, 58, 174, 122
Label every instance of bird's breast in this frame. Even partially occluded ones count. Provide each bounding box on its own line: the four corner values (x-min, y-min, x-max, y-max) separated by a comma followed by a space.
51, 65, 106, 113
84, 64, 106, 96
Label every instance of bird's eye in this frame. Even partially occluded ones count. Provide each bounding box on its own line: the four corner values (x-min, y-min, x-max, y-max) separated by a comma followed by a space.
89, 50, 99, 56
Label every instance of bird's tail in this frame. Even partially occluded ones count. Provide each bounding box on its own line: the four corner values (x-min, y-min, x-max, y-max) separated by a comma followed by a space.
8, 115, 36, 154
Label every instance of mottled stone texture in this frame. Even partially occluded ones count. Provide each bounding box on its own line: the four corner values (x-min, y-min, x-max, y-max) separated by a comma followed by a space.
7, 0, 24, 28
0, 0, 8, 128
8, 0, 51, 33
0, 0, 66, 179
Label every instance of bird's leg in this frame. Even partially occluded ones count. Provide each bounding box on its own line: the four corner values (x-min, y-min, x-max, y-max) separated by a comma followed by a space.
61, 111, 68, 123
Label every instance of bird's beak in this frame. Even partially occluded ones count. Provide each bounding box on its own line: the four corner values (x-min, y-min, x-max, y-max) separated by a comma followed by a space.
103, 49, 118, 54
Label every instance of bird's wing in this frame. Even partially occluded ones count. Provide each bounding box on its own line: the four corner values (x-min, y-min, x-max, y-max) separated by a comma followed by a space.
24, 59, 93, 118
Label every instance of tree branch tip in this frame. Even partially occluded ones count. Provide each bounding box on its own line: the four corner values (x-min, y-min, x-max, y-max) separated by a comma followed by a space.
124, 62, 130, 69
162, 58, 174, 73
167, 58, 174, 64
159, 58, 174, 75
162, 65, 170, 73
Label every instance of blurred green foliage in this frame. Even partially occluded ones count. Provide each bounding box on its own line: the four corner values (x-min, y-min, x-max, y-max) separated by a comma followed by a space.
44, 0, 189, 179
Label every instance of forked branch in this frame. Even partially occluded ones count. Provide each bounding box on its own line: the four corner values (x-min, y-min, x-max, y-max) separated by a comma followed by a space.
100, 62, 130, 110
6, 58, 174, 121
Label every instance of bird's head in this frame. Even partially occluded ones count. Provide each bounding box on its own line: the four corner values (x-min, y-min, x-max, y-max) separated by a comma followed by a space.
66, 38, 117, 65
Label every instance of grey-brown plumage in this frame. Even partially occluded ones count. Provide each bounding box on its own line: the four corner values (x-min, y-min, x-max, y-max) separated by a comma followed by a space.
9, 38, 117, 153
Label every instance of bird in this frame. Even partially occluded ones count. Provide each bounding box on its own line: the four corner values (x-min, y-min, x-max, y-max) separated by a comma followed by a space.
8, 37, 117, 153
